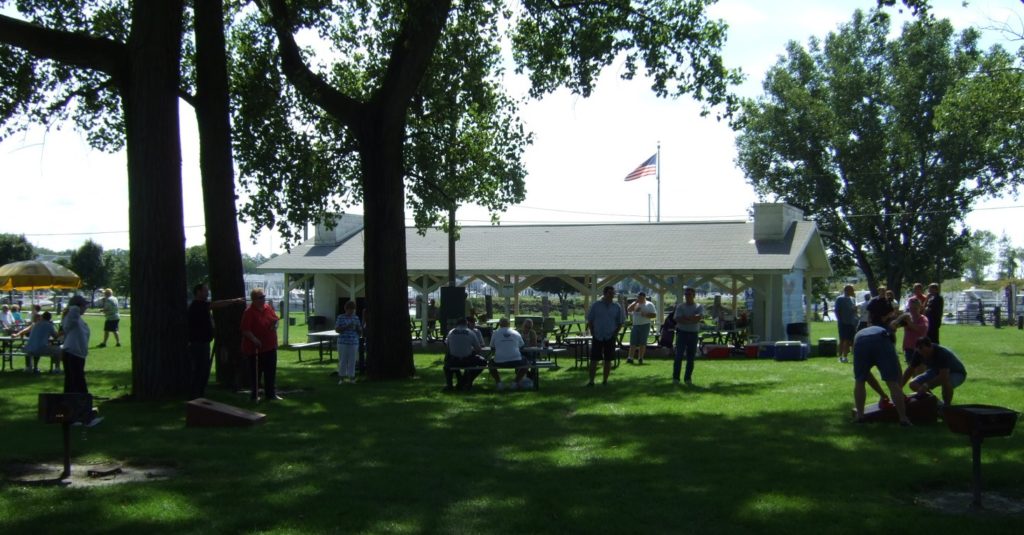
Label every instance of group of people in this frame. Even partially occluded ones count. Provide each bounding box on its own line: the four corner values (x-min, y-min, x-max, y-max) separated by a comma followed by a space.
833, 283, 966, 425
442, 316, 535, 391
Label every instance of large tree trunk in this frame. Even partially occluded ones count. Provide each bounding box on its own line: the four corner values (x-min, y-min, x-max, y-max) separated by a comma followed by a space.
358, 116, 415, 380
125, 0, 190, 399
194, 0, 246, 389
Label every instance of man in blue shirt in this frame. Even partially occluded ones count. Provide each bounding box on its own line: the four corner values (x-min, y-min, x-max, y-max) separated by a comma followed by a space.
901, 337, 967, 406
586, 286, 624, 386
834, 285, 858, 363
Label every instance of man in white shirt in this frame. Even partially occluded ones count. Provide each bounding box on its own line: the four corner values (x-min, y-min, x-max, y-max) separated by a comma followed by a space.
626, 292, 656, 364
488, 317, 531, 390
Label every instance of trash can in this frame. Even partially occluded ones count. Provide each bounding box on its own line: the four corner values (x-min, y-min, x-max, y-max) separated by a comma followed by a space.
786, 322, 809, 344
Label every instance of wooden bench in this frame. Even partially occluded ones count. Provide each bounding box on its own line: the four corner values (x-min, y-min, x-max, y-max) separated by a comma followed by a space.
446, 360, 557, 391
291, 340, 331, 363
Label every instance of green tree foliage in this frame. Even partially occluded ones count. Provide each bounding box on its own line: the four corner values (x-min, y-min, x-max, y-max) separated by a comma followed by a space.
733, 9, 1024, 297
531, 277, 584, 302
185, 244, 209, 292
962, 230, 996, 284
242, 0, 741, 379
70, 239, 109, 295
103, 249, 130, 297
997, 233, 1022, 280
0, 233, 34, 266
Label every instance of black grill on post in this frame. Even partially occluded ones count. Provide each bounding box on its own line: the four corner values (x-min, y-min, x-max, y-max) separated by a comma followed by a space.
944, 404, 1019, 509
38, 393, 94, 480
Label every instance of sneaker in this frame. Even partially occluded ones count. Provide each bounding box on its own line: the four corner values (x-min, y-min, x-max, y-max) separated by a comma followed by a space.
85, 416, 104, 428
520, 378, 534, 390
584, 381, 595, 388
338, 379, 347, 385
116, 343, 121, 347
672, 379, 680, 385
684, 380, 693, 386
97, 343, 106, 348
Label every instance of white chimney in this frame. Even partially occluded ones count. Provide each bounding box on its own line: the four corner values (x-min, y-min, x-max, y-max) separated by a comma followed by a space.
314, 214, 365, 246
753, 203, 803, 241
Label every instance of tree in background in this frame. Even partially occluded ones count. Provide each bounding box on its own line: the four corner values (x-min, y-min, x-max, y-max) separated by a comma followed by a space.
997, 233, 1022, 280
531, 278, 584, 304
70, 240, 109, 303
733, 9, 1024, 297
185, 244, 210, 292
962, 230, 996, 285
103, 249, 130, 298
241, 0, 741, 379
0, 233, 34, 266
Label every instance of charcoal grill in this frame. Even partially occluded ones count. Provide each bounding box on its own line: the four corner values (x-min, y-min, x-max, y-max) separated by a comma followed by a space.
38, 393, 94, 480
944, 404, 1019, 509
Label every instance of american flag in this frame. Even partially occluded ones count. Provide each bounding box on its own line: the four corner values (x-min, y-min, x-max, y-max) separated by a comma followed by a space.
624, 153, 657, 181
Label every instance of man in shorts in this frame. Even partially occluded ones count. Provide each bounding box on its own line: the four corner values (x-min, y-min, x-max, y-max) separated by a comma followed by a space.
901, 337, 967, 406
834, 285, 858, 363
625, 292, 656, 364
852, 325, 911, 426
488, 317, 531, 391
97, 288, 121, 348
586, 286, 625, 386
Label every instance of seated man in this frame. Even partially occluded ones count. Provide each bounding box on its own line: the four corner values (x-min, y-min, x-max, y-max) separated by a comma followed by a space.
852, 325, 911, 426
901, 337, 967, 406
0, 305, 15, 333
17, 311, 61, 374
443, 318, 486, 391
488, 317, 531, 391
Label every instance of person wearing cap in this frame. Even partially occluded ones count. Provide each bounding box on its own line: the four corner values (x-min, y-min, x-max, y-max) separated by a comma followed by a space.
62, 295, 92, 393
626, 292, 656, 364
672, 287, 703, 385
97, 288, 121, 348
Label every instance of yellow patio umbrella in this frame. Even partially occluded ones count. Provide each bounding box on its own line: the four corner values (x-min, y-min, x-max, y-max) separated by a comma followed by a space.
0, 260, 82, 291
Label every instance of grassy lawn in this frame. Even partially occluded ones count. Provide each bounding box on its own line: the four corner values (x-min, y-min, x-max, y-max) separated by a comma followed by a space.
1, 315, 1022, 534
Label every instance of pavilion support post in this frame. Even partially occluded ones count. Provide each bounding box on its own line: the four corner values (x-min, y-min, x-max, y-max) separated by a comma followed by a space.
804, 273, 813, 325
420, 276, 430, 348
283, 274, 290, 346
504, 274, 512, 319
514, 275, 521, 315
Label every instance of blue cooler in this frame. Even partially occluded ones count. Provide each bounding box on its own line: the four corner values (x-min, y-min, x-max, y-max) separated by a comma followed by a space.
758, 342, 776, 359
774, 341, 806, 361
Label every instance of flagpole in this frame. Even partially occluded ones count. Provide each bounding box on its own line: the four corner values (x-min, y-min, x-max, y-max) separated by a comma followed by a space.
656, 141, 661, 222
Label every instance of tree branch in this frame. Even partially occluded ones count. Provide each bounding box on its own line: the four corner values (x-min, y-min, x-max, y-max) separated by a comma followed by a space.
0, 14, 127, 80
260, 0, 362, 126
374, 0, 453, 126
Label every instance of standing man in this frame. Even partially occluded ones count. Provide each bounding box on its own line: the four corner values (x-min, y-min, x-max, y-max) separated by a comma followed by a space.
924, 283, 944, 344
187, 284, 245, 399
901, 337, 967, 406
673, 287, 704, 386
586, 286, 625, 386
626, 292, 656, 365
834, 285, 858, 363
852, 325, 911, 426
97, 288, 121, 348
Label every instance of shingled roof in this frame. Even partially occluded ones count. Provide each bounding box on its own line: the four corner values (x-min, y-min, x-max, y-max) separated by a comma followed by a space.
257, 218, 831, 278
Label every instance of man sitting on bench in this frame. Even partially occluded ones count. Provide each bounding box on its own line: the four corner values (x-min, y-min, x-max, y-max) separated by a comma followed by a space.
444, 317, 486, 391
901, 337, 967, 406
489, 317, 531, 391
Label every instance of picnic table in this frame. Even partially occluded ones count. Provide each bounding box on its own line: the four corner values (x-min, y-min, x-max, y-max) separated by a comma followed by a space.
295, 330, 338, 362
554, 320, 585, 344
563, 335, 592, 368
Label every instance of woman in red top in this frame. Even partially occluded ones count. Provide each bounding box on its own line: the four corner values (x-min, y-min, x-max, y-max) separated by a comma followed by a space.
241, 288, 280, 401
